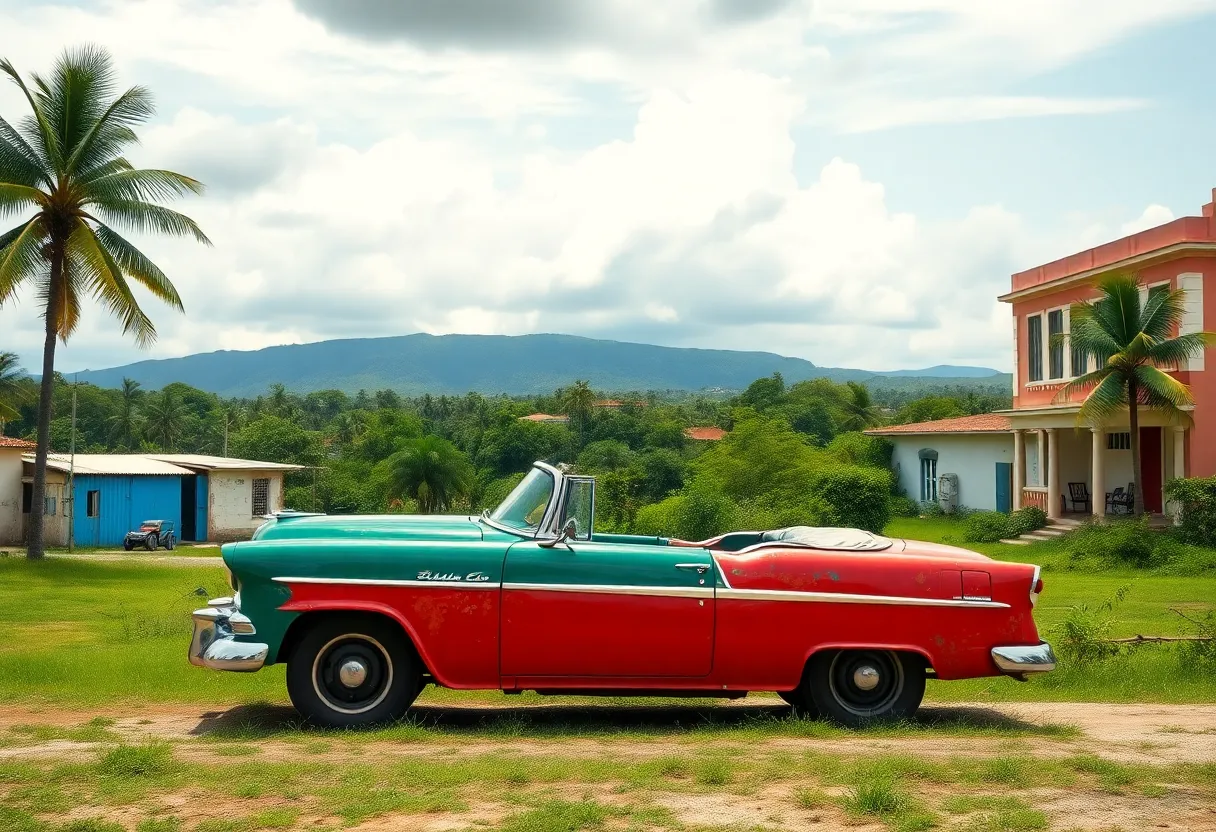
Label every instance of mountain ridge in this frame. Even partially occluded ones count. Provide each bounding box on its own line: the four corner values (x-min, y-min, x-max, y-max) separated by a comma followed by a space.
67, 333, 1007, 397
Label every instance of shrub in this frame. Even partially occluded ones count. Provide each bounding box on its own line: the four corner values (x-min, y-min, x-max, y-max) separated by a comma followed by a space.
1164, 475, 1216, 545
1052, 586, 1130, 665
888, 495, 920, 518
1064, 519, 1164, 568
826, 432, 893, 471
1009, 505, 1047, 536
963, 511, 1012, 543
810, 464, 892, 533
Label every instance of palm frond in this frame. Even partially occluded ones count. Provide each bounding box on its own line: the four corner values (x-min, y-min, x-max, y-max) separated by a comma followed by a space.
36, 45, 116, 164
0, 117, 50, 188
1133, 364, 1193, 408
93, 222, 184, 310
1140, 287, 1186, 341
1054, 365, 1111, 405
1094, 274, 1143, 345
65, 84, 154, 175
0, 182, 45, 217
1074, 371, 1127, 426
88, 199, 211, 245
77, 157, 132, 182
67, 222, 156, 346
84, 168, 204, 202
34, 232, 83, 340
0, 57, 64, 173
1066, 302, 1120, 358
1144, 332, 1216, 368
0, 217, 47, 304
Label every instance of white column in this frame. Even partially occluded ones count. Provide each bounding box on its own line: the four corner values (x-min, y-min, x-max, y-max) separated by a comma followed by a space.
1047, 428, 1060, 519
1037, 430, 1047, 486
1173, 426, 1186, 480
1091, 428, 1105, 519
1012, 430, 1024, 510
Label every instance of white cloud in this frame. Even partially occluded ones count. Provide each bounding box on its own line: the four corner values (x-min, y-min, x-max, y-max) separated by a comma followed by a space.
1121, 204, 1177, 236
0, 0, 1212, 382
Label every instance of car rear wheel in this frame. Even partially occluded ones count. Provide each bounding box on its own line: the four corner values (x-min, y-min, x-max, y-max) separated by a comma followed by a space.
144, 535, 157, 551
164, 536, 175, 550
806, 649, 925, 726
287, 615, 421, 728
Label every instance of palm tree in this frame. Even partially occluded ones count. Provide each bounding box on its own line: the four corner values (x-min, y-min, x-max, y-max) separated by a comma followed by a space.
0, 351, 29, 428
1056, 273, 1215, 516
0, 46, 208, 558
388, 435, 474, 514
837, 381, 882, 432
107, 377, 142, 448
561, 379, 596, 442
142, 388, 187, 451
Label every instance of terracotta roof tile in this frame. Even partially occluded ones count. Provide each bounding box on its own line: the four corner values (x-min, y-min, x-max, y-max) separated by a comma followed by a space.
0, 436, 35, 449
684, 426, 727, 441
865, 413, 1011, 436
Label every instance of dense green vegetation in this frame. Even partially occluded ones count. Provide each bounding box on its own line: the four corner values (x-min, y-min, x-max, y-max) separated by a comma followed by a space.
0, 366, 1011, 535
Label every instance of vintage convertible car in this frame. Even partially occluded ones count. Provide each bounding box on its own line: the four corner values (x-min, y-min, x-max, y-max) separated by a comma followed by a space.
189, 461, 1054, 727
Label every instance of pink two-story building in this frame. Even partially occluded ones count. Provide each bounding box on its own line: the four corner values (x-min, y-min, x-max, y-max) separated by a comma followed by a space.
870, 188, 1216, 519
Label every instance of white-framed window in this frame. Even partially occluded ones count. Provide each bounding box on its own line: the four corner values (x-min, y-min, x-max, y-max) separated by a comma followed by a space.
86, 490, 100, 518
1027, 314, 1044, 382
1107, 432, 1131, 451
919, 456, 938, 502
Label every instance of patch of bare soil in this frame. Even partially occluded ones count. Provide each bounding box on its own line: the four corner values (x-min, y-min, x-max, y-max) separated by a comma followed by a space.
3, 701, 1214, 765
1034, 787, 1216, 831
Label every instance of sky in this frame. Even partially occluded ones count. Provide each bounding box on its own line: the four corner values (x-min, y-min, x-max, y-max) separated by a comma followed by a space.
2, 0, 1215, 376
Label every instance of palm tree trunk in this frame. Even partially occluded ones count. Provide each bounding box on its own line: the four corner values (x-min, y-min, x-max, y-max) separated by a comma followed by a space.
27, 252, 63, 560
1128, 379, 1142, 518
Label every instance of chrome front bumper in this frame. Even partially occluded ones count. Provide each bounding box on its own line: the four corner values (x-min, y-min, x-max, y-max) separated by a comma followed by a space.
189, 598, 268, 672
991, 642, 1057, 676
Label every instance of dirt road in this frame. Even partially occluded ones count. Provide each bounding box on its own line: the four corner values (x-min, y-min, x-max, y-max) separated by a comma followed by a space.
3, 701, 1214, 831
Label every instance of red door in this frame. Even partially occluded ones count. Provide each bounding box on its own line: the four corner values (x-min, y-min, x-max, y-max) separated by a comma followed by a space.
1140, 427, 1162, 513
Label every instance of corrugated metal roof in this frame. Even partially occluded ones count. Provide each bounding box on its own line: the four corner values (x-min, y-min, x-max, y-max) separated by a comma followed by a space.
144, 454, 304, 471
22, 454, 195, 476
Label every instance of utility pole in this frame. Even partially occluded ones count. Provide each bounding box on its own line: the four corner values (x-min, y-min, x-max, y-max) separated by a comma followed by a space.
223, 411, 229, 457
67, 374, 77, 554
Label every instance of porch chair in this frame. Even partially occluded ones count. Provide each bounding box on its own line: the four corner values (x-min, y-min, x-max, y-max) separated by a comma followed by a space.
1065, 482, 1091, 513
1108, 483, 1136, 514
1105, 487, 1124, 514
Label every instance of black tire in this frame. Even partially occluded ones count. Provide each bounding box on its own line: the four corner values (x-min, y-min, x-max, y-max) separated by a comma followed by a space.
805, 649, 925, 727
777, 687, 819, 718
144, 535, 157, 551
164, 536, 175, 550
123, 541, 133, 551
286, 614, 421, 728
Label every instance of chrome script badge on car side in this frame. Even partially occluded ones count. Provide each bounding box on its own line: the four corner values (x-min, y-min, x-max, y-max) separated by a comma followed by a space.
416, 570, 491, 582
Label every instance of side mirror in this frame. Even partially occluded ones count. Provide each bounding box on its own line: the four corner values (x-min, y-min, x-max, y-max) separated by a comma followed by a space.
540, 518, 578, 549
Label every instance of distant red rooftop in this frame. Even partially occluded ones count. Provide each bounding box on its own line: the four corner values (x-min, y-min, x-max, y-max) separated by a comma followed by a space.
0, 436, 35, 449
684, 426, 727, 441
865, 414, 1011, 436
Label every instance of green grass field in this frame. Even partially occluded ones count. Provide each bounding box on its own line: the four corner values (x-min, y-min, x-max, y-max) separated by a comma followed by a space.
2, 544, 1213, 708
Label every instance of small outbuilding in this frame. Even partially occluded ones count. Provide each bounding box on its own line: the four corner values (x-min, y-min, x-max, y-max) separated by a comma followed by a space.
13, 453, 303, 548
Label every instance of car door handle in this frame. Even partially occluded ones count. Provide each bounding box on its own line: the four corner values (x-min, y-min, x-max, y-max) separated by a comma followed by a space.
674, 563, 711, 574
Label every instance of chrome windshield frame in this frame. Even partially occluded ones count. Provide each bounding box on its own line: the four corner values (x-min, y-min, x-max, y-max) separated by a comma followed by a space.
481, 461, 568, 541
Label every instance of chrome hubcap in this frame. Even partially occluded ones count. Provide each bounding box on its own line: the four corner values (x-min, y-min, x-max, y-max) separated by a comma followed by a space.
338, 659, 368, 688
853, 665, 880, 691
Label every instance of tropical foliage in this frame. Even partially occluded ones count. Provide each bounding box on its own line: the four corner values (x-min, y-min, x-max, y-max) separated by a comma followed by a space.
0, 351, 29, 424
389, 435, 474, 513
1057, 274, 1215, 515
0, 46, 208, 557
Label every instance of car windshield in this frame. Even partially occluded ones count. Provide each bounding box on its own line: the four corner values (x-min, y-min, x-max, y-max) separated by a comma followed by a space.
488, 467, 555, 533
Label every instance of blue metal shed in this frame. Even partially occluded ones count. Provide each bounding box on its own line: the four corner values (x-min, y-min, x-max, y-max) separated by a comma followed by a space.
73, 474, 185, 548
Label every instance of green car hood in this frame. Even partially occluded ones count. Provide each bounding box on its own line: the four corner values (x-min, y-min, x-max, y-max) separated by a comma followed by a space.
252, 513, 493, 543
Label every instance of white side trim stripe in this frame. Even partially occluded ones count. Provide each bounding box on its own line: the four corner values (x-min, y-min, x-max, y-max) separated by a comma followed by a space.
717, 588, 1009, 608
274, 575, 1007, 607
504, 582, 715, 599
274, 576, 501, 589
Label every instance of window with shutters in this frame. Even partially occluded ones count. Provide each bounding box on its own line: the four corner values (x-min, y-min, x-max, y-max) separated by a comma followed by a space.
919, 457, 938, 502
1027, 314, 1043, 382
251, 478, 270, 517
1048, 309, 1065, 379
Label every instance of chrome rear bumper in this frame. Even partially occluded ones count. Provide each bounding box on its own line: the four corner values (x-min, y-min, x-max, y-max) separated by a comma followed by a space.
189, 599, 267, 672
991, 642, 1056, 676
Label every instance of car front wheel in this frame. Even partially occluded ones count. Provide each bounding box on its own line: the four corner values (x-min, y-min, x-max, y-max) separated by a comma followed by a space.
286, 615, 421, 728
805, 649, 925, 726
144, 535, 157, 551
